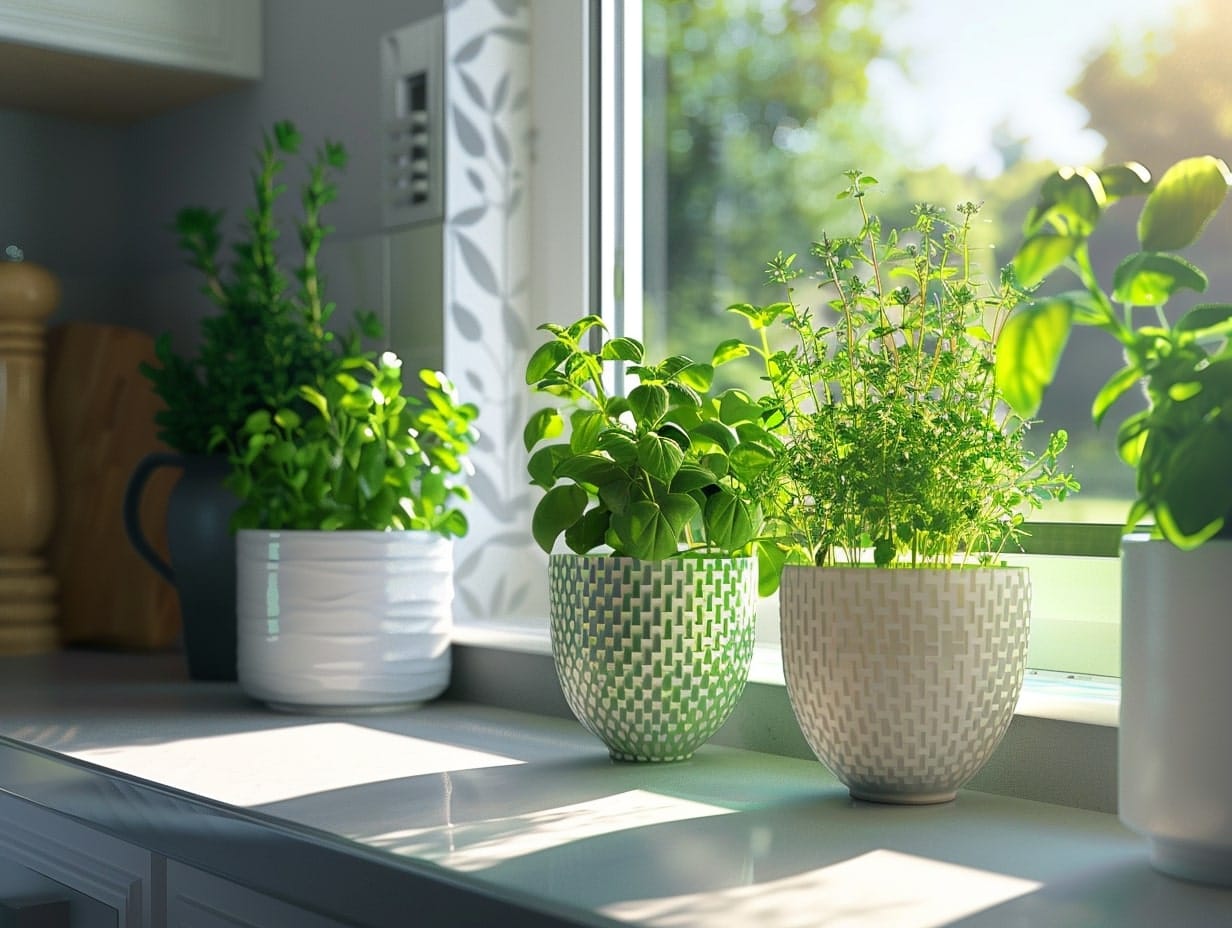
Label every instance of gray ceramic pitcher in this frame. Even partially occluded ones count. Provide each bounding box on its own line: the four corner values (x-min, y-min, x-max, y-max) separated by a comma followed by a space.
123, 453, 238, 680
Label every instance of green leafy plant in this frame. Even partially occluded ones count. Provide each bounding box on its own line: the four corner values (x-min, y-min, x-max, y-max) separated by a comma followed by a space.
141, 120, 378, 454
524, 316, 780, 578
222, 354, 477, 534
996, 155, 1232, 548
734, 171, 1077, 569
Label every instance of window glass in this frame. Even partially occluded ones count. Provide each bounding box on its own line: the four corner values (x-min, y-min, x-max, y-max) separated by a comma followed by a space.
642, 0, 1219, 528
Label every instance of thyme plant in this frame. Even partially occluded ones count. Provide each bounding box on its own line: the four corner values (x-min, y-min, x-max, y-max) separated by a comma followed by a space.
735, 172, 1077, 568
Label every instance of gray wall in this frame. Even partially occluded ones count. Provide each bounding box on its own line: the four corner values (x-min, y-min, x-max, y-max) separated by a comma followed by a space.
0, 110, 128, 323
2, 0, 442, 347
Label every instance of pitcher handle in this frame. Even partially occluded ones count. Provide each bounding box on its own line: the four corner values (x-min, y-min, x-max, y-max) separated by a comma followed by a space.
123, 451, 184, 585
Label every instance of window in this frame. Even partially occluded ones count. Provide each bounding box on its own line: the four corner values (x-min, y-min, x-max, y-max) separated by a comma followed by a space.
631, 0, 1229, 677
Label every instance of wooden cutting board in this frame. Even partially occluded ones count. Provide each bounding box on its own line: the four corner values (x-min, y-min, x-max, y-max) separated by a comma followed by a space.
45, 322, 180, 650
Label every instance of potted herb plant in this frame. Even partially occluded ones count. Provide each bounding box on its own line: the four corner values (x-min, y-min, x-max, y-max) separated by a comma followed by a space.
737, 172, 1076, 803
996, 155, 1232, 886
124, 121, 360, 680
524, 316, 777, 761
222, 348, 477, 712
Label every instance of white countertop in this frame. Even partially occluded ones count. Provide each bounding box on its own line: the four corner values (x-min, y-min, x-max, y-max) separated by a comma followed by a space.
0, 651, 1228, 927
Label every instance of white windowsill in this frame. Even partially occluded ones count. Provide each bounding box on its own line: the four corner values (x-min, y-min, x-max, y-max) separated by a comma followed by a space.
452, 616, 1121, 730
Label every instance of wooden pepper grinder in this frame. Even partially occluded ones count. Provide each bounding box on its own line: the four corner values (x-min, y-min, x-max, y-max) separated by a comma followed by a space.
0, 245, 59, 653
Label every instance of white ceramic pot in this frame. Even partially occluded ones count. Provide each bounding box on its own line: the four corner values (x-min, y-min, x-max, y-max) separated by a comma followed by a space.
1120, 534, 1232, 887
549, 554, 757, 762
236, 530, 453, 712
780, 565, 1030, 803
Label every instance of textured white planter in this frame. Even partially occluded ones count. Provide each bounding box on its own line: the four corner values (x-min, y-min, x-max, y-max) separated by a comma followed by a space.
236, 530, 453, 712
549, 554, 757, 762
1120, 534, 1232, 887
780, 565, 1030, 803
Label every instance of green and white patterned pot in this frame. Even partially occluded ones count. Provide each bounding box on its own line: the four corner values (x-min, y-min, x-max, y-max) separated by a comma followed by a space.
549, 554, 757, 762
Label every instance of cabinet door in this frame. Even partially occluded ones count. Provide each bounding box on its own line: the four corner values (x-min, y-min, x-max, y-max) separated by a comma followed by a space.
0, 793, 154, 928
0, 0, 261, 78
166, 863, 352, 928
0, 862, 104, 928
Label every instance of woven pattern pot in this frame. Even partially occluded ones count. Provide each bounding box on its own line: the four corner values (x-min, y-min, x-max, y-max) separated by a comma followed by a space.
237, 530, 453, 712
549, 554, 757, 762
781, 566, 1030, 803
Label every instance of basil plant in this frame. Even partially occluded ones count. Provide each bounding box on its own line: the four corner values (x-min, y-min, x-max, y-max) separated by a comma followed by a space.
524, 316, 781, 587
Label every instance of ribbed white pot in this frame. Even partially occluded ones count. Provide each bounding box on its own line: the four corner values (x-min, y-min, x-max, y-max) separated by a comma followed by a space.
236, 530, 453, 712
780, 565, 1030, 803
1120, 534, 1232, 887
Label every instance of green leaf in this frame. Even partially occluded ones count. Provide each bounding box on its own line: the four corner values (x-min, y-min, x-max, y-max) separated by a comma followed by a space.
728, 301, 790, 330
711, 339, 751, 366
690, 419, 738, 453
1139, 155, 1232, 251
1023, 166, 1105, 238
273, 408, 301, 430
564, 506, 611, 554
597, 479, 631, 514
677, 363, 715, 391
565, 315, 606, 341
628, 383, 669, 428
703, 488, 759, 552
596, 430, 638, 465
243, 409, 272, 435
1176, 302, 1232, 334
569, 409, 606, 453
995, 297, 1075, 417
755, 538, 788, 597
1091, 365, 1143, 426
1116, 410, 1150, 468
531, 484, 588, 553
356, 441, 385, 501
1154, 427, 1232, 546
600, 336, 644, 362
555, 452, 622, 487
610, 495, 699, 560
1011, 232, 1080, 289
523, 407, 564, 451
718, 389, 763, 425
526, 340, 570, 383
670, 463, 717, 494
1111, 252, 1207, 306
636, 432, 685, 483
1097, 162, 1152, 202
728, 441, 776, 483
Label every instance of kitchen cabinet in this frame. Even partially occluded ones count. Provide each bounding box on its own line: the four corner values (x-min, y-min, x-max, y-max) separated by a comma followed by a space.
0, 791, 154, 927
0, 0, 261, 122
166, 863, 352, 928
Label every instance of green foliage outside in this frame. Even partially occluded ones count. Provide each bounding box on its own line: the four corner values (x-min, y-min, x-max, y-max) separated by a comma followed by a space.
997, 155, 1232, 548
646, 0, 1232, 507
732, 174, 1076, 571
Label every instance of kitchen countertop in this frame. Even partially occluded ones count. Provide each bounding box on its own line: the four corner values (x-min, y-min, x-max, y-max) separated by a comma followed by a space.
0, 651, 1228, 927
